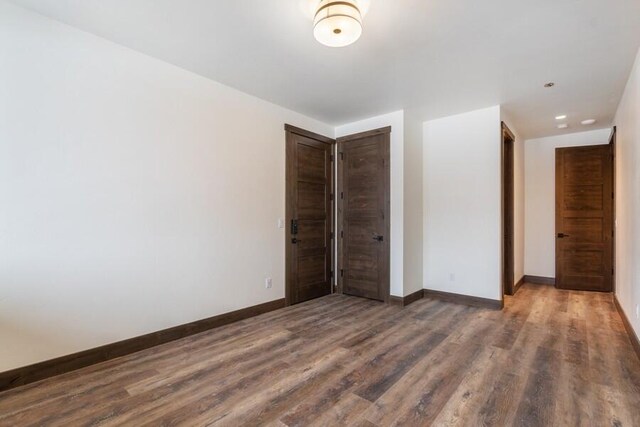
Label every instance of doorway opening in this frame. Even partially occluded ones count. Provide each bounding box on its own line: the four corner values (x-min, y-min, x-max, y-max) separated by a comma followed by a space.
502, 122, 516, 296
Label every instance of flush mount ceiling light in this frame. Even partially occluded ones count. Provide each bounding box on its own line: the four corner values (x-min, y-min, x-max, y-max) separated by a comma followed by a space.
555, 115, 567, 120
558, 123, 568, 129
314, 0, 363, 47
581, 119, 597, 125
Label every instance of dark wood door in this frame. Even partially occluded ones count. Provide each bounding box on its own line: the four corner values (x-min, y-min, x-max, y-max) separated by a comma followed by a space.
285, 125, 334, 305
337, 127, 390, 302
556, 144, 613, 292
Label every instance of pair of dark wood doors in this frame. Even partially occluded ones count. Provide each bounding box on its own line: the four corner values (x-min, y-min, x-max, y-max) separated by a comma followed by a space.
556, 143, 614, 292
285, 124, 390, 305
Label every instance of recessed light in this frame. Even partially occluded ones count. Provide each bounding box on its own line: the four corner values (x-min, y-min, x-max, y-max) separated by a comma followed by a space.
581, 119, 596, 125
557, 124, 568, 129
544, 82, 555, 88
555, 115, 567, 120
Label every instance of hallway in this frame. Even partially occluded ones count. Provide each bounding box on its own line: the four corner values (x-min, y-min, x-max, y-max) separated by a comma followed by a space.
0, 284, 639, 426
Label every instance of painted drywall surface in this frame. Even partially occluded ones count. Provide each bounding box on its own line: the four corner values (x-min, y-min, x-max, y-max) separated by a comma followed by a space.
402, 109, 424, 297
335, 112, 405, 297
513, 131, 526, 285
523, 129, 611, 278
423, 106, 502, 301
501, 111, 525, 285
0, 2, 333, 371
614, 47, 640, 339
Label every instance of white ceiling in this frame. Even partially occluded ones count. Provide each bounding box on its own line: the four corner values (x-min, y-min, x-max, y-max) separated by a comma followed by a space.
9, 0, 640, 138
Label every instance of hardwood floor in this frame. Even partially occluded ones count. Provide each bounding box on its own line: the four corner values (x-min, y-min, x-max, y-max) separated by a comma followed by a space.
1, 283, 639, 426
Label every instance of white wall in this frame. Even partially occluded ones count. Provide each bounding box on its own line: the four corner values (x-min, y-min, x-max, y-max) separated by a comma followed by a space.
402, 110, 424, 297
423, 106, 502, 301
501, 111, 525, 285
523, 129, 611, 278
6, 0, 635, 375
614, 47, 640, 339
0, 2, 333, 371
335, 111, 404, 297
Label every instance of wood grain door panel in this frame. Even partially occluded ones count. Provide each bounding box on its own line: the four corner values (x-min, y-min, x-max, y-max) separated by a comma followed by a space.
564, 185, 604, 211
556, 145, 613, 292
296, 219, 327, 251
285, 125, 334, 305
563, 218, 603, 243
297, 253, 329, 300
344, 218, 381, 300
297, 182, 327, 218
338, 128, 391, 302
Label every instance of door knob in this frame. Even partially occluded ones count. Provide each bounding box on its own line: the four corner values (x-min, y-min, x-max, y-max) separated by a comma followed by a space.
291, 238, 302, 244
557, 233, 570, 238
372, 235, 384, 242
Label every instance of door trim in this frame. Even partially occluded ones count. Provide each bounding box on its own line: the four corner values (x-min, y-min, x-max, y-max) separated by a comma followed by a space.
285, 124, 335, 145
284, 124, 335, 306
336, 126, 392, 143
501, 122, 515, 296
336, 126, 391, 303
609, 126, 617, 293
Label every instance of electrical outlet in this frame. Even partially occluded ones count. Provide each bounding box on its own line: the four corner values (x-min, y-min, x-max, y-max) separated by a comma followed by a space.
277, 218, 285, 229
265, 277, 272, 289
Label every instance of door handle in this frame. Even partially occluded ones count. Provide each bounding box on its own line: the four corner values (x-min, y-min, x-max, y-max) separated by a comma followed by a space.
557, 233, 570, 238
291, 238, 302, 244
372, 235, 384, 242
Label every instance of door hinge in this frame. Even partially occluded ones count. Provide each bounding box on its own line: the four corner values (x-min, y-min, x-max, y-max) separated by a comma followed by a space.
340, 152, 344, 160
340, 230, 344, 238
340, 269, 344, 277
340, 192, 344, 199
330, 154, 334, 162
612, 268, 615, 275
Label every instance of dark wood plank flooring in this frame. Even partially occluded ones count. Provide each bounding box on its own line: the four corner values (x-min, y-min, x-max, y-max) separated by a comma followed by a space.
1, 283, 639, 426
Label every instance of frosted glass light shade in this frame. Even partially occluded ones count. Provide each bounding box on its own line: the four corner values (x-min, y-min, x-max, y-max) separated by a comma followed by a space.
314, 0, 362, 47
